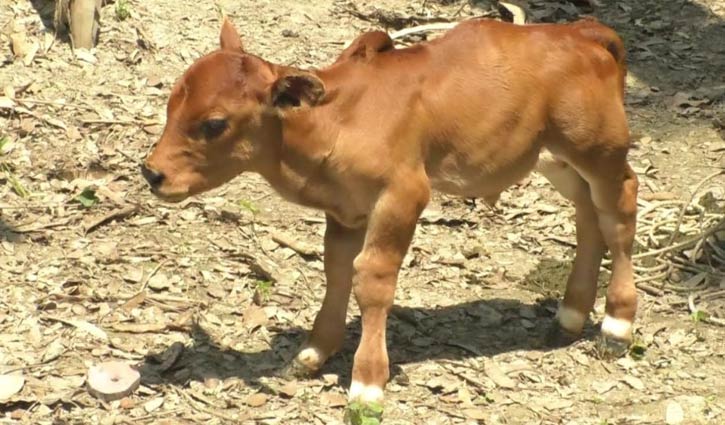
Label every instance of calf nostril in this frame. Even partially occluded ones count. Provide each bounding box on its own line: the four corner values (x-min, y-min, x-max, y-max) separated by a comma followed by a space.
141, 164, 165, 187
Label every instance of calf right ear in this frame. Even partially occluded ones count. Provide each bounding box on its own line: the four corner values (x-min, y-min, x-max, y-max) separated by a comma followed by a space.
271, 72, 325, 108
220, 18, 244, 52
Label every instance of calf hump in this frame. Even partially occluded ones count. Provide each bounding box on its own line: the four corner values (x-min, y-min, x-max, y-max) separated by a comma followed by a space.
334, 31, 394, 64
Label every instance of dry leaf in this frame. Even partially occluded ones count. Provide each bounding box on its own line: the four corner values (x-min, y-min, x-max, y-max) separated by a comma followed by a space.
143, 397, 164, 413
499, 2, 526, 25
666, 400, 684, 424
321, 392, 347, 408
243, 306, 268, 329
121, 292, 146, 312
112, 322, 167, 333
462, 408, 487, 420
0, 96, 15, 109
622, 375, 645, 391
148, 273, 170, 291
483, 359, 516, 389
0, 374, 25, 400
279, 381, 298, 398
246, 392, 268, 407
42, 340, 65, 363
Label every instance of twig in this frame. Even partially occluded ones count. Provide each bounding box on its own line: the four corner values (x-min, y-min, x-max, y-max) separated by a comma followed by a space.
84, 204, 138, 234
14, 97, 95, 111
662, 170, 725, 253
139, 261, 166, 293
178, 388, 244, 422
272, 231, 319, 257
390, 22, 458, 40
632, 218, 725, 260
81, 119, 155, 126
14, 218, 73, 233
637, 282, 664, 296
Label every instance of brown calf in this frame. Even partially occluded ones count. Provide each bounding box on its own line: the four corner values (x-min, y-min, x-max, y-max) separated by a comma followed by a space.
142, 18, 638, 405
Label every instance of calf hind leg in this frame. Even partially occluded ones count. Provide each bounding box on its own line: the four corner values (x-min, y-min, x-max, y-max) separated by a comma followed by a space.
586, 163, 639, 354
537, 154, 606, 342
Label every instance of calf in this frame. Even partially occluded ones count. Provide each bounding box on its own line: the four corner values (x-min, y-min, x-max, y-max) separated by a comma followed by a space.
142, 17, 638, 407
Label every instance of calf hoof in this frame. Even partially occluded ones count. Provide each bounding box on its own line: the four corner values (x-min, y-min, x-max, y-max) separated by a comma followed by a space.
594, 334, 630, 359
279, 358, 318, 380
596, 315, 633, 358
280, 347, 325, 379
344, 401, 384, 425
545, 323, 580, 348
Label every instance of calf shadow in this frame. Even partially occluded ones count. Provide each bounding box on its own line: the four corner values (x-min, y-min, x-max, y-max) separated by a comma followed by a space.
0, 218, 23, 243
137, 293, 599, 391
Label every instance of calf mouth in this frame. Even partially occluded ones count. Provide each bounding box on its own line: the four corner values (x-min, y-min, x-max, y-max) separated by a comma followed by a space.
149, 187, 190, 203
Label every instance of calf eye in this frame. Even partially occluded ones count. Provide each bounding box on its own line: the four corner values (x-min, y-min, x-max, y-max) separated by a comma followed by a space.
199, 119, 228, 140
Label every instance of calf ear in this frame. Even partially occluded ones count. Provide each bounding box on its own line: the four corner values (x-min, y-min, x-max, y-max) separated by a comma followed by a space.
220, 18, 244, 52
271, 73, 325, 108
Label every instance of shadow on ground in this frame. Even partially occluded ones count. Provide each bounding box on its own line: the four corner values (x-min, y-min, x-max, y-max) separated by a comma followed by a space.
477, 0, 725, 96
0, 218, 22, 243
137, 255, 610, 393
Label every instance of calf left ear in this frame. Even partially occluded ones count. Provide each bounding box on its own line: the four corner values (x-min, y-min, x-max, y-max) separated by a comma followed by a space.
220, 18, 244, 52
271, 73, 325, 108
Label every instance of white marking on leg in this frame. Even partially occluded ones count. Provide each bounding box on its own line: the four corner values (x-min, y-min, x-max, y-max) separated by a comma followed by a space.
557, 304, 586, 334
296, 347, 323, 370
349, 380, 384, 403
601, 314, 633, 341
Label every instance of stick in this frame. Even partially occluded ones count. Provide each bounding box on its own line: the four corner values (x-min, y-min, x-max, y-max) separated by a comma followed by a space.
390, 22, 458, 40
662, 170, 725, 253
84, 204, 138, 234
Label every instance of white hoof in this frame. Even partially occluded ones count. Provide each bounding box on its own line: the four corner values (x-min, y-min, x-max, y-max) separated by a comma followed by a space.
296, 347, 324, 370
557, 305, 586, 334
601, 314, 633, 341
349, 381, 384, 403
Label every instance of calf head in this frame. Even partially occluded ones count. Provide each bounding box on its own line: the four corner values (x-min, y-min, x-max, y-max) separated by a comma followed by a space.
142, 19, 325, 202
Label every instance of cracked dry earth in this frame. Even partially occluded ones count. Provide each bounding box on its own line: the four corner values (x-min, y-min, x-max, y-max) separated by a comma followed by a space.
1, 0, 724, 424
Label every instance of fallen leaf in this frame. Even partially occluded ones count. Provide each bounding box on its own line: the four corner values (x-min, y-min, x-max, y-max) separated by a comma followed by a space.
483, 359, 516, 389
121, 292, 146, 313
246, 392, 268, 407
666, 400, 684, 424
592, 380, 618, 394
111, 322, 167, 333
462, 408, 487, 420
622, 375, 645, 391
42, 339, 65, 363
279, 381, 298, 398
499, 2, 526, 25
148, 272, 170, 291
143, 397, 164, 413
0, 96, 15, 109
321, 391, 347, 408
243, 306, 268, 329
0, 374, 25, 400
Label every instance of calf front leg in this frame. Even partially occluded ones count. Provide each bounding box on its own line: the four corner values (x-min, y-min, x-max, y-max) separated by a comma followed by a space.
349, 179, 430, 404
292, 215, 365, 375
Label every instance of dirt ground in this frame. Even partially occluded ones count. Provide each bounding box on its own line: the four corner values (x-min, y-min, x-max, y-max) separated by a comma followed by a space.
1, 0, 724, 424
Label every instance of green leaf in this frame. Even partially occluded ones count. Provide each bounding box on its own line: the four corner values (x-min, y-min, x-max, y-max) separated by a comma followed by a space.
345, 401, 384, 425
115, 0, 131, 20
238, 199, 259, 215
2, 164, 30, 198
629, 341, 647, 360
77, 187, 99, 208
691, 310, 709, 323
